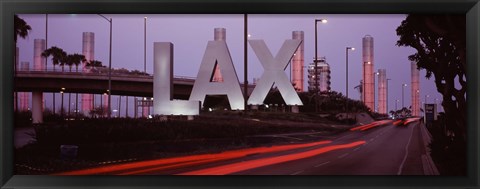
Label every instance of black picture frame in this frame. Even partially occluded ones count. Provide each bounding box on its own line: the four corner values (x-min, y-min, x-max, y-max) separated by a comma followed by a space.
1, 0, 479, 188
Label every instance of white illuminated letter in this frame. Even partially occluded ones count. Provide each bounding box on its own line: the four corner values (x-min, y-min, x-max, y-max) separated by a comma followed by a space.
189, 41, 245, 110
153, 42, 200, 115
248, 39, 303, 106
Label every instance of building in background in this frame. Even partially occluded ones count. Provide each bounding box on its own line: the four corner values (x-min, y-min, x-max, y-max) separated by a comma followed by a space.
291, 31, 304, 92
411, 61, 420, 116
377, 69, 387, 114
362, 35, 375, 111
212, 28, 226, 82
308, 57, 330, 93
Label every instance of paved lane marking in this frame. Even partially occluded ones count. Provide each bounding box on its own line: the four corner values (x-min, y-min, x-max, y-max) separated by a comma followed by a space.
397, 124, 416, 175
370, 138, 375, 142
353, 147, 361, 151
314, 161, 330, 167
338, 153, 349, 159
291, 170, 304, 175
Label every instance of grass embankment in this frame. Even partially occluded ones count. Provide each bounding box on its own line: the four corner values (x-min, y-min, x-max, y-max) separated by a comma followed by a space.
15, 112, 349, 174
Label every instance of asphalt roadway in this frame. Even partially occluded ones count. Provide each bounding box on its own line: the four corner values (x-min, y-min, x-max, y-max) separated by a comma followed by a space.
58, 119, 435, 175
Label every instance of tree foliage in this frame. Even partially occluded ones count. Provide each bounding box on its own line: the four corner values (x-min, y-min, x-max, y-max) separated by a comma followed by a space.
14, 15, 32, 43
396, 15, 466, 141
42, 46, 67, 71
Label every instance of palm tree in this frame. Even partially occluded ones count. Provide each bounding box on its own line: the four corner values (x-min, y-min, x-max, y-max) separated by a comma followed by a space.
64, 53, 85, 118
86, 60, 104, 73
42, 46, 67, 72
14, 15, 31, 112
71, 54, 86, 72
14, 15, 32, 43
86, 60, 104, 68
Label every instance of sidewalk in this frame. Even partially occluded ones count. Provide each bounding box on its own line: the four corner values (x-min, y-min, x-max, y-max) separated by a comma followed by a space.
418, 122, 440, 175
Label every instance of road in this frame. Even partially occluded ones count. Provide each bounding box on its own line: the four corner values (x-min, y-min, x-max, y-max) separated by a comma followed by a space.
58, 119, 436, 175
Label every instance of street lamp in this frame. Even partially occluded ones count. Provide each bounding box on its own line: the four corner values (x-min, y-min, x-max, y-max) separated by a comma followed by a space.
314, 18, 327, 112
402, 83, 407, 108
98, 14, 113, 118
345, 47, 354, 120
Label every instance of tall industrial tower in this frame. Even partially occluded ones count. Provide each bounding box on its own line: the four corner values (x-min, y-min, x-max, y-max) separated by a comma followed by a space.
212, 28, 226, 82
362, 35, 375, 111
411, 61, 420, 116
19, 62, 30, 111
32, 39, 46, 123
378, 69, 387, 114
291, 31, 304, 92
82, 32, 95, 114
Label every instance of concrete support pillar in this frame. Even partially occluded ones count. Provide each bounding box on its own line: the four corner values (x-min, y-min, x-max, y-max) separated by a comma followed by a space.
291, 31, 304, 92
250, 105, 259, 110
32, 92, 43, 123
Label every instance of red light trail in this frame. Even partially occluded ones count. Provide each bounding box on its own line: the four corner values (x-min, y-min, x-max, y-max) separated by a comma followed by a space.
178, 140, 366, 175
55, 140, 332, 175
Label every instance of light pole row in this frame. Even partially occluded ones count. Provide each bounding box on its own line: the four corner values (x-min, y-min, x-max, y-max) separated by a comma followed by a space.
98, 14, 113, 118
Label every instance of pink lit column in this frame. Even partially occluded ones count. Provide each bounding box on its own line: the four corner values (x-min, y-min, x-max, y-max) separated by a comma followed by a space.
19, 62, 30, 111
212, 28, 226, 82
82, 32, 95, 114
411, 61, 420, 116
291, 31, 304, 92
32, 39, 46, 123
362, 35, 374, 111
378, 69, 386, 114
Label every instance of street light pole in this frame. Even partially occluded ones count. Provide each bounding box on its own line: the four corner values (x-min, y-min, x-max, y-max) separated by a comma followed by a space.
98, 14, 113, 118
244, 14, 248, 112
314, 18, 327, 112
144, 16, 147, 73
345, 47, 354, 120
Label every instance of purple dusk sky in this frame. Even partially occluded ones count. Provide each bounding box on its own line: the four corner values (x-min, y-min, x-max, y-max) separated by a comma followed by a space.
17, 14, 444, 113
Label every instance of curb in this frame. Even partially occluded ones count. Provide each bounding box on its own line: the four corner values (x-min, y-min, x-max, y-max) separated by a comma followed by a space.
419, 122, 440, 175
